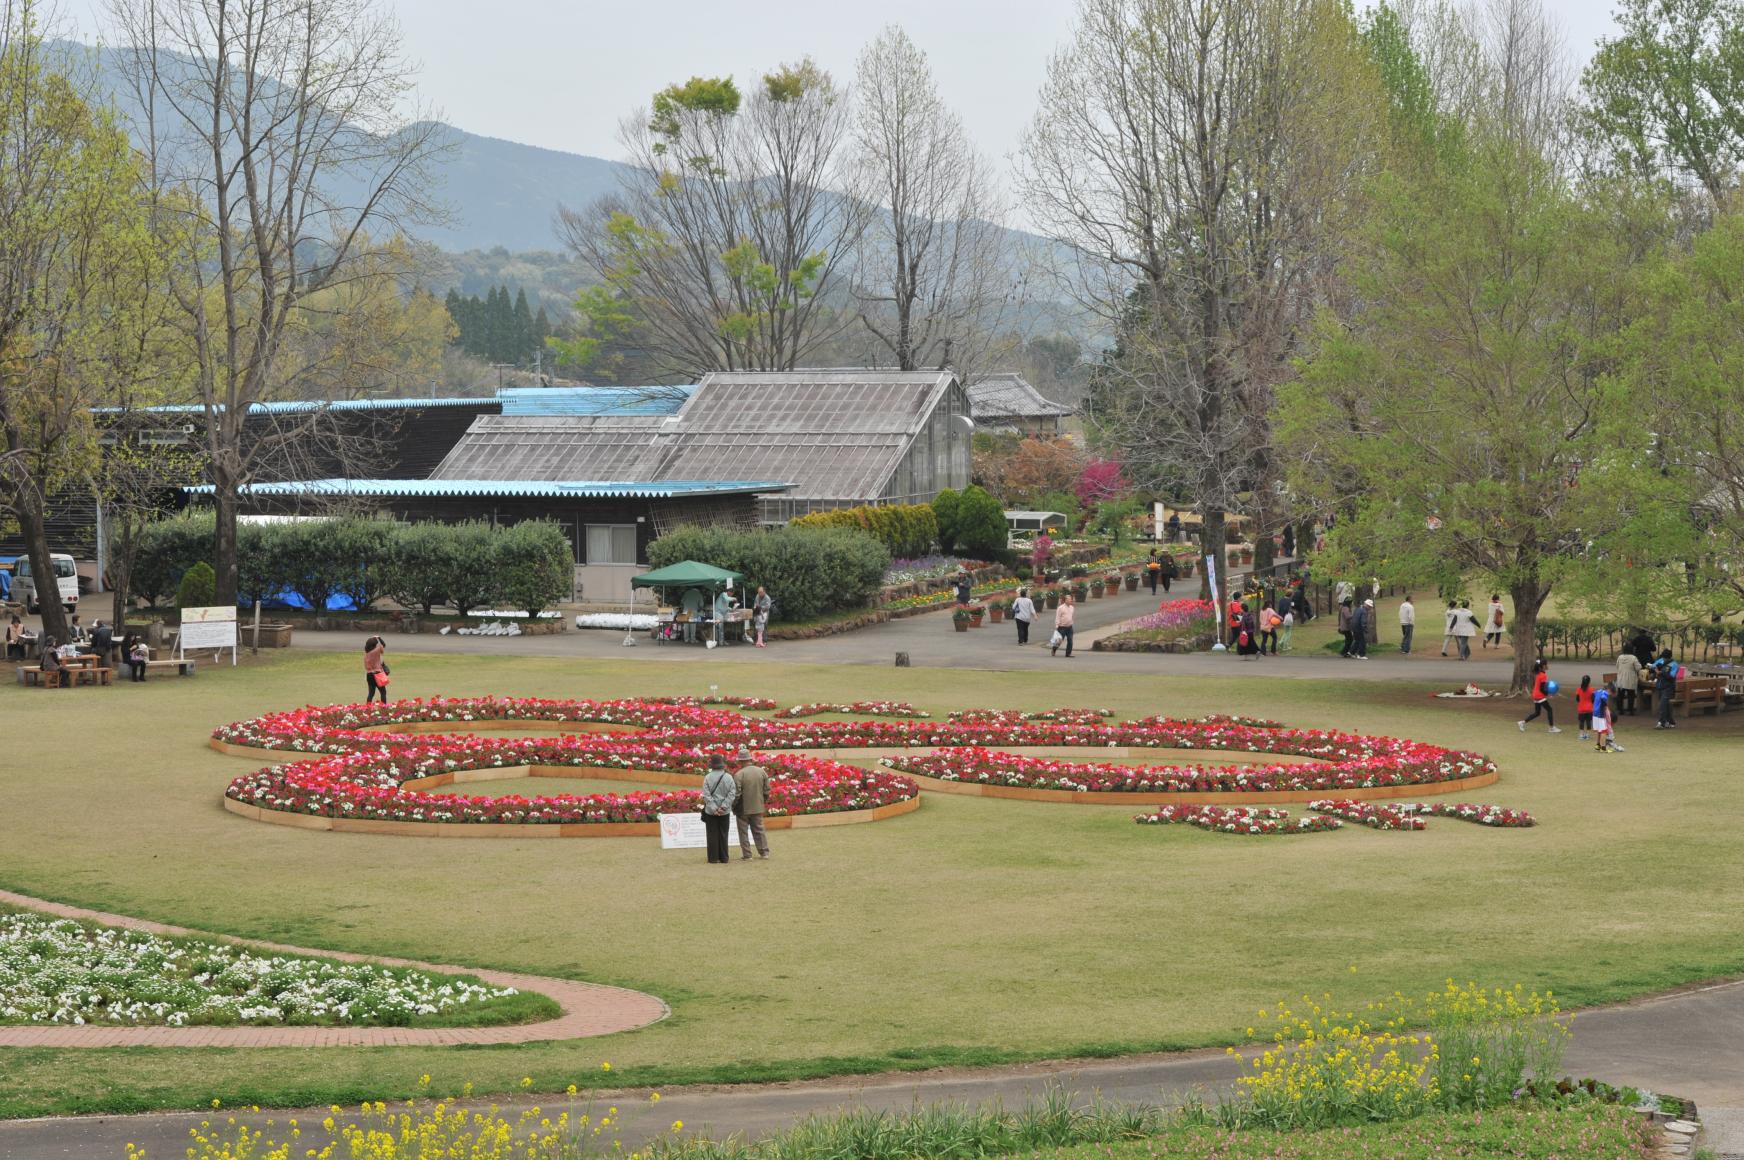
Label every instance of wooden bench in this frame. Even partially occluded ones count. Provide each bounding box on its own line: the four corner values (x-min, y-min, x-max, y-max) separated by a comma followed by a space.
18, 665, 113, 687
1678, 677, 1726, 716
138, 658, 197, 678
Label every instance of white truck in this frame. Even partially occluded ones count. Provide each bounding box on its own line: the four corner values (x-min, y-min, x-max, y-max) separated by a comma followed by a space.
16, 553, 80, 614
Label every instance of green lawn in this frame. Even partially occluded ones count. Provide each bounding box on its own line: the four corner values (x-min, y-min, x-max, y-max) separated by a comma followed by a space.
1, 648, 1740, 1118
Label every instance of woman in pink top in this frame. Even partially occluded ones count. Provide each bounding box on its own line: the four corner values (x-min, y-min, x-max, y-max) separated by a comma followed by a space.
1051, 594, 1077, 658
363, 636, 389, 703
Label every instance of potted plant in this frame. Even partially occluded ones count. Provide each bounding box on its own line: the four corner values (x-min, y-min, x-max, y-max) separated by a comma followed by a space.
1045, 587, 1061, 610
952, 607, 972, 632
1240, 545, 1254, 565
967, 603, 986, 627
1090, 578, 1105, 598
990, 599, 1007, 624
1124, 571, 1140, 591
1106, 571, 1123, 594
1072, 580, 1090, 602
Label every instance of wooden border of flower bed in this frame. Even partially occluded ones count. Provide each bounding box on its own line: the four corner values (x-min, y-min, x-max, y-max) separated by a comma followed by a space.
221, 792, 920, 838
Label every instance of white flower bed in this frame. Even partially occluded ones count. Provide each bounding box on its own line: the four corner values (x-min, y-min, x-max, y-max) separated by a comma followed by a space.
574, 613, 658, 630
0, 912, 517, 1026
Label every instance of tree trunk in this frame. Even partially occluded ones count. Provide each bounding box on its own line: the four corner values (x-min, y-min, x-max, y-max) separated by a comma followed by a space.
1507, 578, 1550, 693
1199, 511, 1227, 611
17, 498, 69, 642
212, 481, 239, 609
109, 514, 137, 628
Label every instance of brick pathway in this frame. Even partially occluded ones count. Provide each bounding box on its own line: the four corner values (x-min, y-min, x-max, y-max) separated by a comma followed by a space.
0, 888, 668, 1048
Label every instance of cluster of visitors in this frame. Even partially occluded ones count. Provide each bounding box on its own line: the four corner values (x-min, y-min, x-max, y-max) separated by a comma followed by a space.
1439, 600, 1482, 659
1144, 549, 1177, 595
1516, 636, 1691, 745
699, 747, 771, 864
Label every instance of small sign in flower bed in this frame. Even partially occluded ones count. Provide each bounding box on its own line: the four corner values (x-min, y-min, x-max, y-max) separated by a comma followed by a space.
0, 911, 545, 1027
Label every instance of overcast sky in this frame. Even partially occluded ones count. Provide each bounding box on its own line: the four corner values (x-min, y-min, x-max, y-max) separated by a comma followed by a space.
64, 0, 1623, 168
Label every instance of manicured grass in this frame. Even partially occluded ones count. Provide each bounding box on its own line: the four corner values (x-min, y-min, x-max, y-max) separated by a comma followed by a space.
1, 649, 1741, 1118
1010, 1102, 1650, 1159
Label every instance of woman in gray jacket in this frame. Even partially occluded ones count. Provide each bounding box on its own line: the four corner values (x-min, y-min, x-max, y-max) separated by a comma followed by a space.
701, 755, 738, 864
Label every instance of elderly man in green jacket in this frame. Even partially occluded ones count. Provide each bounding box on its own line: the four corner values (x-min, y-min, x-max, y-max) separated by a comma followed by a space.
733, 746, 771, 861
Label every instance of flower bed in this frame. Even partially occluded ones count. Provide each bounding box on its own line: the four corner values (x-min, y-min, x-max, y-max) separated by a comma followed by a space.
1093, 597, 1219, 653
880, 721, 1495, 795
1136, 805, 1344, 835
212, 698, 1514, 833
1398, 801, 1538, 827
0, 911, 525, 1027
771, 701, 929, 719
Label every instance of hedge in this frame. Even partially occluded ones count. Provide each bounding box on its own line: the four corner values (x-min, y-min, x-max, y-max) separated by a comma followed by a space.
134, 512, 574, 617
789, 503, 938, 558
647, 525, 889, 621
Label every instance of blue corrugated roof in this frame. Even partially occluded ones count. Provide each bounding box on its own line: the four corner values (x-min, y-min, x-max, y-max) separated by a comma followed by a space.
184, 478, 790, 499
498, 386, 692, 417
95, 397, 498, 415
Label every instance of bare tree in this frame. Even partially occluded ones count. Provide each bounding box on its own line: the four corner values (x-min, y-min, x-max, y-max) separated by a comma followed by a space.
554, 63, 865, 379
1018, 0, 1379, 606
108, 0, 448, 606
847, 26, 1016, 377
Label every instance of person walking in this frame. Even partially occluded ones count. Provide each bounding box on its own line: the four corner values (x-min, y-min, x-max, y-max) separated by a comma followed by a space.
1282, 524, 1296, 559
1237, 606, 1260, 659
1160, 552, 1176, 593
954, 570, 973, 606
1351, 599, 1372, 659
1439, 600, 1458, 656
1484, 596, 1506, 648
700, 754, 737, 864
752, 586, 772, 648
1337, 598, 1355, 658
1011, 588, 1036, 645
363, 636, 390, 703
1518, 659, 1561, 733
1451, 600, 1478, 660
1398, 596, 1416, 655
1146, 550, 1161, 595
1258, 604, 1280, 655
1653, 650, 1679, 729
1051, 594, 1076, 658
1615, 649, 1642, 716
1279, 604, 1295, 652
732, 746, 770, 860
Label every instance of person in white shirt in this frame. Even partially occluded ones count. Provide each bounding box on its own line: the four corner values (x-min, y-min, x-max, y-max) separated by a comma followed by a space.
1450, 600, 1479, 660
1484, 596, 1506, 648
1614, 650, 1642, 715
1398, 597, 1416, 654
1011, 589, 1037, 645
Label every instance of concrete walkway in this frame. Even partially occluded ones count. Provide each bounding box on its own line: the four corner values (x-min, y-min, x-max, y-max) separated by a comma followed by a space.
0, 889, 668, 1049
286, 593, 1534, 685
1, 978, 1737, 1158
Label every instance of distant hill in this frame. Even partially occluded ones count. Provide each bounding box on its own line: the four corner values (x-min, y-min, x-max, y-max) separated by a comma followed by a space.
50, 38, 627, 252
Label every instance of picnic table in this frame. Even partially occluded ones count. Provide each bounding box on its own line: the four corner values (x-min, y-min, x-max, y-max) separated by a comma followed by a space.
17, 653, 111, 687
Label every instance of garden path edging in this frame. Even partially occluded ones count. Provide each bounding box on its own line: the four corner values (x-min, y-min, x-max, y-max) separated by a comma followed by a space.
0, 888, 669, 1048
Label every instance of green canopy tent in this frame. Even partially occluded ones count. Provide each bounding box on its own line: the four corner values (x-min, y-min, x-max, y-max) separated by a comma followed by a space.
628, 560, 745, 647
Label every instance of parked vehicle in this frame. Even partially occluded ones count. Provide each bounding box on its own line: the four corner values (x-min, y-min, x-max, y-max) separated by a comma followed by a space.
16, 553, 79, 613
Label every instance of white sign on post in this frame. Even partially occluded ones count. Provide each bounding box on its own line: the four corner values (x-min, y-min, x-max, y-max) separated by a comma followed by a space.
658, 812, 710, 849
179, 605, 238, 665
1206, 555, 1226, 652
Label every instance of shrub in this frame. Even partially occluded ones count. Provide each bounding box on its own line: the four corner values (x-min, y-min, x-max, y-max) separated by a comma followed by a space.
932, 488, 961, 554
329, 518, 399, 611
235, 522, 291, 609
277, 520, 356, 613
790, 503, 938, 558
496, 520, 575, 617
649, 525, 889, 621
953, 485, 1008, 557
176, 561, 216, 611
133, 512, 216, 607
440, 522, 502, 616
382, 522, 457, 615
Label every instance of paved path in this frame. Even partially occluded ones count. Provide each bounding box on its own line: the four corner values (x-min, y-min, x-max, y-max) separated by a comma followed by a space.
0, 889, 668, 1048
286, 594, 1532, 685
1, 978, 1737, 1158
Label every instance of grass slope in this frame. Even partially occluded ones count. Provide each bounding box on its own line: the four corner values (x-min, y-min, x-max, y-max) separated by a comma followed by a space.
0, 648, 1739, 1117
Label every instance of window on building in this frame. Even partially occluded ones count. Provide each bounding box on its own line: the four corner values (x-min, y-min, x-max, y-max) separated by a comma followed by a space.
585, 524, 638, 565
